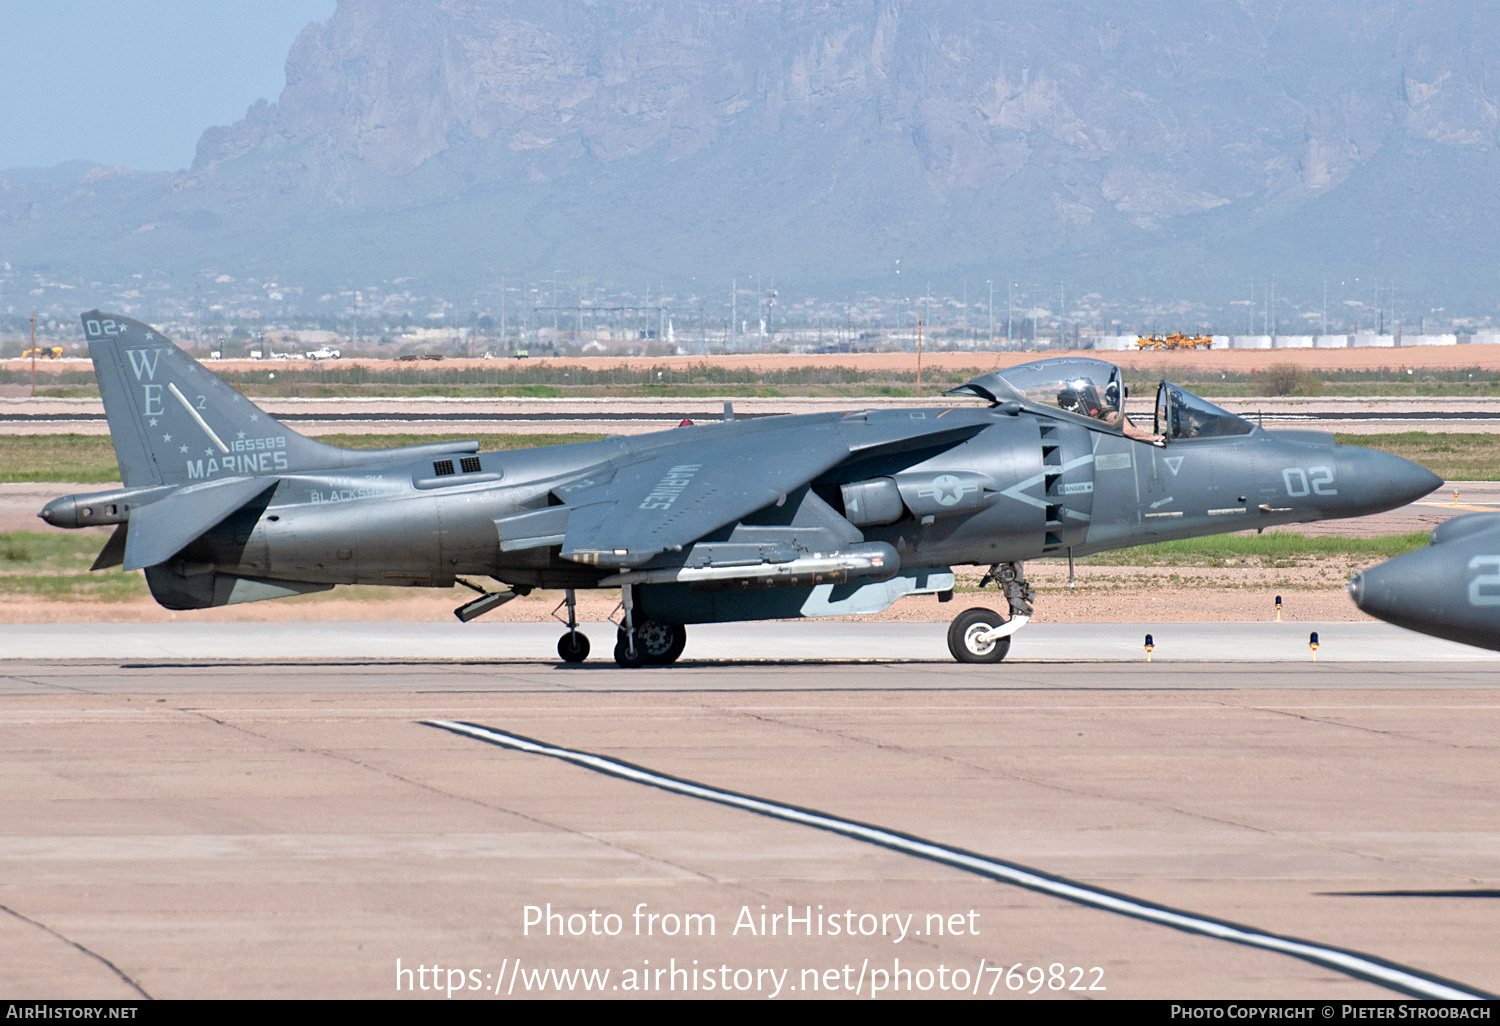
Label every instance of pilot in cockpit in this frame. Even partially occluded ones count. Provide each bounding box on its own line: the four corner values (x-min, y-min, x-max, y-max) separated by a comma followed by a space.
951, 360, 1166, 445
1058, 377, 1163, 445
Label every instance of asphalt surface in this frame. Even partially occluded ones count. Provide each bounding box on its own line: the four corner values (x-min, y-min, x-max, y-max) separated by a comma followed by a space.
2, 666, 1496, 999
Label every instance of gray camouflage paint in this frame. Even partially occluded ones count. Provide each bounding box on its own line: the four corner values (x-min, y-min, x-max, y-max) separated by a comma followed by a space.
43, 311, 1441, 627
1351, 513, 1500, 651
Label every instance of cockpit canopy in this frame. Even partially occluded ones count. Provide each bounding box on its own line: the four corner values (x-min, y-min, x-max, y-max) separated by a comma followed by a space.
1153, 383, 1253, 439
950, 358, 1254, 439
949, 358, 1124, 429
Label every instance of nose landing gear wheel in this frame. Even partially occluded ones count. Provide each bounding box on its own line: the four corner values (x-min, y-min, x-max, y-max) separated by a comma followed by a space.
614, 621, 687, 667
557, 631, 590, 663
947, 607, 1011, 663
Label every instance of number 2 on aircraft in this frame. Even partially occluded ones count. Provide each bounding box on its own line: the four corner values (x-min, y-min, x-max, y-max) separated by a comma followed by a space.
1283, 466, 1336, 497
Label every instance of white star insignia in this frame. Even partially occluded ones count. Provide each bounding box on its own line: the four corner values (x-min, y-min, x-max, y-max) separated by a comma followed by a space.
237, 431, 246, 439
249, 414, 259, 422
163, 434, 171, 442
179, 446, 189, 454
148, 418, 158, 427
205, 448, 214, 456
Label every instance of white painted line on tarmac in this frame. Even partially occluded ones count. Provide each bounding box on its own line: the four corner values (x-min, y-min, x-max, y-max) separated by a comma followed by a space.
427, 718, 1495, 1002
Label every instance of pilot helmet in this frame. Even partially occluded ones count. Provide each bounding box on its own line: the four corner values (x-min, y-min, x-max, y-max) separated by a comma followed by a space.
1065, 378, 1104, 418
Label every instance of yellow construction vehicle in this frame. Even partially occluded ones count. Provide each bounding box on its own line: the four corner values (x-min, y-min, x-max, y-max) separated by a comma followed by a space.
21, 346, 65, 359
1135, 333, 1213, 350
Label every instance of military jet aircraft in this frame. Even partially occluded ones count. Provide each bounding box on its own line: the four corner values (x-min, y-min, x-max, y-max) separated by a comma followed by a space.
1350, 512, 1500, 651
41, 311, 1440, 666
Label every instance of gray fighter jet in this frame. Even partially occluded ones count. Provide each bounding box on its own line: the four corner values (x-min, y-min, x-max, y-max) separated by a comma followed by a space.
41, 311, 1440, 666
1350, 513, 1500, 651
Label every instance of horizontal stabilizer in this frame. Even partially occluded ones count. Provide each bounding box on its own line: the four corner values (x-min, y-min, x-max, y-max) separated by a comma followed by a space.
123, 476, 279, 571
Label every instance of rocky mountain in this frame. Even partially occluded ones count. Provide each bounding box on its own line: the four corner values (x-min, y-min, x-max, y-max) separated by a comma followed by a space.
6, 0, 1500, 315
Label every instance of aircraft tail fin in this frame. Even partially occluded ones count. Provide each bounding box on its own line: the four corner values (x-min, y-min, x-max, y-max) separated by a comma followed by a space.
83, 311, 358, 486
82, 311, 478, 487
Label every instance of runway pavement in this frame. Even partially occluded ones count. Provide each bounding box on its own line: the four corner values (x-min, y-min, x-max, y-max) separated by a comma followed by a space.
2, 672, 1496, 999
0, 619, 1496, 667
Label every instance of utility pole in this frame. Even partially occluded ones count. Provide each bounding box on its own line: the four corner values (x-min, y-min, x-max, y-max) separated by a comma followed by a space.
915, 316, 923, 399
731, 278, 737, 351
1007, 281, 1014, 345
30, 311, 37, 397
1322, 280, 1327, 336
988, 280, 994, 347
499, 274, 506, 350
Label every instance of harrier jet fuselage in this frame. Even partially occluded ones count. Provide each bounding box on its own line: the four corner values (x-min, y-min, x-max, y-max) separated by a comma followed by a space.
41, 312, 1441, 665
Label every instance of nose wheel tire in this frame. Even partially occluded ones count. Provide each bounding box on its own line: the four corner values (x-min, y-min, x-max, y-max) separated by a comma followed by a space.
557, 631, 590, 664
614, 621, 687, 667
947, 607, 1012, 664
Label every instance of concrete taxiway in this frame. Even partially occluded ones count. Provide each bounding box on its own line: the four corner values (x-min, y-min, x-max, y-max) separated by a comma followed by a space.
2, 636, 1498, 999
2, 620, 1498, 666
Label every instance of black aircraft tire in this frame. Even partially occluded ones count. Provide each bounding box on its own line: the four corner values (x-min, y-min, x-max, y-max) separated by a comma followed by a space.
613, 631, 647, 669
947, 608, 1012, 664
636, 621, 687, 666
557, 631, 590, 664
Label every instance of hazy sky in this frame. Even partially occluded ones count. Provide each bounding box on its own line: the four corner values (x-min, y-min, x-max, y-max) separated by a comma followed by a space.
0, 0, 336, 171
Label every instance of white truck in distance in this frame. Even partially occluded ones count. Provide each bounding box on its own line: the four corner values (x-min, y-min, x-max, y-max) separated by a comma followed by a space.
304, 347, 342, 360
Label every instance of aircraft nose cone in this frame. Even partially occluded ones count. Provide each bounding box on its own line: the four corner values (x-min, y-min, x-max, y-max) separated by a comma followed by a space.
1347, 553, 1415, 622
1388, 457, 1444, 505
1336, 449, 1443, 517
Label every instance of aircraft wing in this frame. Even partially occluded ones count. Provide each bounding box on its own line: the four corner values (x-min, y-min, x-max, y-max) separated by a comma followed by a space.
556, 418, 851, 568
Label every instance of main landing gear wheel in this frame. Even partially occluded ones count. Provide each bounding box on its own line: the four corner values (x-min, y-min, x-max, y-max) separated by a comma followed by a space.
637, 621, 687, 665
557, 631, 590, 664
947, 607, 1011, 664
614, 621, 687, 667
